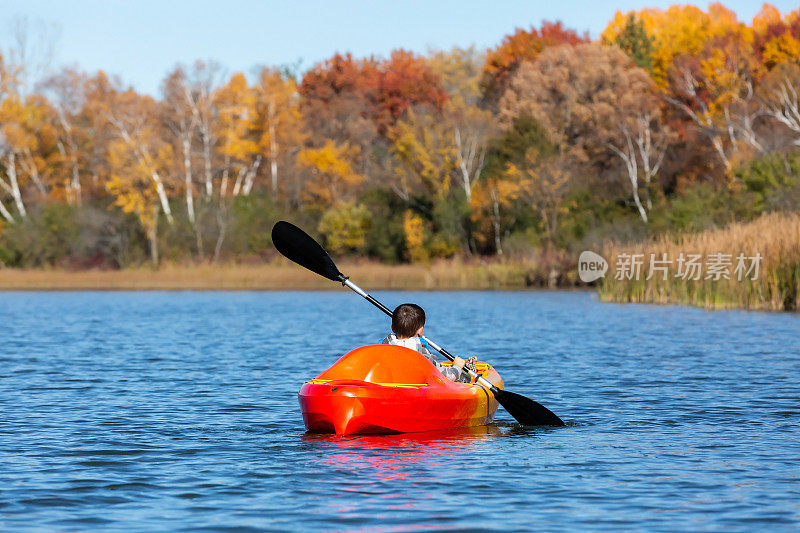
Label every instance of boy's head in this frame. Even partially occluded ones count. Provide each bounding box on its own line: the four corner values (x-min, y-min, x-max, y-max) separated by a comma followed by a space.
392, 303, 425, 339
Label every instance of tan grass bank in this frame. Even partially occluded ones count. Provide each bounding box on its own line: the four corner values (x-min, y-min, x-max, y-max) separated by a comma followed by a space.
0, 260, 547, 291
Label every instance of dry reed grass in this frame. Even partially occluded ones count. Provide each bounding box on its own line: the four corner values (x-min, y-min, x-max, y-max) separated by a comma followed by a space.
0, 258, 545, 291
599, 212, 800, 311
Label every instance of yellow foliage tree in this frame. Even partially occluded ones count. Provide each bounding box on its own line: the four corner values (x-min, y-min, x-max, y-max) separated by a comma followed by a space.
403, 210, 429, 263
391, 108, 456, 201
317, 201, 371, 255
753, 4, 800, 72
253, 68, 306, 196
0, 94, 59, 219
470, 171, 522, 255
427, 46, 484, 107
214, 72, 260, 197
106, 89, 175, 225
106, 139, 174, 266
505, 151, 572, 245
297, 139, 363, 207
602, 3, 746, 86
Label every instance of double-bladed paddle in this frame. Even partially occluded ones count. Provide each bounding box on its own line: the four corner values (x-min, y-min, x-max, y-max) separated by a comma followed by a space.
271, 220, 565, 427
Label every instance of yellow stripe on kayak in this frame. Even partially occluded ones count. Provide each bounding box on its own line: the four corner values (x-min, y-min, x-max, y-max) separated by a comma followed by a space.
306, 379, 429, 389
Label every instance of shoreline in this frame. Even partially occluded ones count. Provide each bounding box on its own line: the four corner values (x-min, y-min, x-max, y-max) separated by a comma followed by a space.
0, 261, 584, 291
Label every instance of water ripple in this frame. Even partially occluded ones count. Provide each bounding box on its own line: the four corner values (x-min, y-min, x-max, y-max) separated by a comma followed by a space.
1, 291, 798, 531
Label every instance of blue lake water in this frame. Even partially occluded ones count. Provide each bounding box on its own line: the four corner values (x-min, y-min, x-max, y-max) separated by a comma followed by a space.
1, 290, 798, 531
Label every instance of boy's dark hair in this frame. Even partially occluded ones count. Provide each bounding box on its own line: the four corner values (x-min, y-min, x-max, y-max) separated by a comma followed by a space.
392, 303, 426, 338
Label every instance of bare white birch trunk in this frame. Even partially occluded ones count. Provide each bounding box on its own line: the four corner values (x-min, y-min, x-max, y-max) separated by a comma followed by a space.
58, 114, 82, 206
151, 170, 174, 225
0, 200, 14, 223
767, 78, 800, 146
242, 155, 262, 196
454, 127, 487, 204
70, 154, 81, 206
57, 140, 74, 205
268, 100, 279, 195
213, 204, 228, 263
220, 156, 230, 198
609, 130, 648, 224
182, 137, 195, 225
231, 167, 246, 197
7, 153, 27, 217
203, 136, 213, 198
21, 149, 46, 199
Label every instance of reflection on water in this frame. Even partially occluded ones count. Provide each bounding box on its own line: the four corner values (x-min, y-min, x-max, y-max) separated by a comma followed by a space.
1, 291, 799, 531
305, 425, 502, 481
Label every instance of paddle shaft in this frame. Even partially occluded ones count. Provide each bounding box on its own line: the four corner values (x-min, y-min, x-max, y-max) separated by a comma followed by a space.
340, 276, 500, 393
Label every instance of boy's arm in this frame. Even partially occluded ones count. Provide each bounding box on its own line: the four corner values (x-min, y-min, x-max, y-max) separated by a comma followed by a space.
437, 359, 467, 381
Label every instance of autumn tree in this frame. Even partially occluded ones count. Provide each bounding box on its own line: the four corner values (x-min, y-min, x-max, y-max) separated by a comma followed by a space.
481, 21, 589, 103
41, 67, 91, 205
390, 107, 455, 201
301, 50, 447, 141
428, 46, 484, 106
103, 89, 174, 265
214, 73, 260, 198
469, 171, 520, 255
162, 64, 209, 257
106, 138, 172, 266
505, 151, 573, 244
297, 140, 363, 207
753, 4, 800, 72
3, 16, 58, 97
428, 47, 496, 203
666, 31, 763, 174
182, 60, 224, 199
760, 62, 800, 148
601, 3, 744, 86
80, 71, 125, 197
373, 49, 448, 136
105, 89, 175, 232
500, 44, 655, 160
300, 53, 380, 148
607, 111, 670, 222
253, 67, 305, 196
499, 43, 667, 222
0, 94, 58, 218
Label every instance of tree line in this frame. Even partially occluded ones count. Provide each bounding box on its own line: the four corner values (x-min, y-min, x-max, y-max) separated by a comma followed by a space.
1, 3, 799, 269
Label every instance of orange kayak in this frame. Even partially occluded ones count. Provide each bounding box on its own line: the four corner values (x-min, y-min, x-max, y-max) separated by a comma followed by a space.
298, 344, 504, 435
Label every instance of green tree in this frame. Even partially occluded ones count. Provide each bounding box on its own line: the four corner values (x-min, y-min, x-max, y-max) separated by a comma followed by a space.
613, 14, 655, 72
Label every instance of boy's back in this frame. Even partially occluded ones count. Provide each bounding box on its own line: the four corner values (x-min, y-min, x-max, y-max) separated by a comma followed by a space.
382, 303, 468, 382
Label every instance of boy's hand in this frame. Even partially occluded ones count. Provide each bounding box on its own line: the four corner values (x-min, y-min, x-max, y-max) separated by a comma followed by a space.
453, 356, 466, 370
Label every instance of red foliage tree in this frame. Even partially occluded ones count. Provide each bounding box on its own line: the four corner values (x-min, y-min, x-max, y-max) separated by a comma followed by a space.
300, 50, 448, 139
374, 49, 448, 135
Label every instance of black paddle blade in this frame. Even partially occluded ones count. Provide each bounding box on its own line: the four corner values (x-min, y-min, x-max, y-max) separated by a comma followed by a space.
495, 389, 565, 427
271, 221, 343, 282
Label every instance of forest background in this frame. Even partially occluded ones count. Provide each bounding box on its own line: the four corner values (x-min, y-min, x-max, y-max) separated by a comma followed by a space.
0, 3, 799, 299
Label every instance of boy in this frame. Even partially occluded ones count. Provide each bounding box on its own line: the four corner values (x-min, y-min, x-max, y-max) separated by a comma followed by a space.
381, 303, 469, 383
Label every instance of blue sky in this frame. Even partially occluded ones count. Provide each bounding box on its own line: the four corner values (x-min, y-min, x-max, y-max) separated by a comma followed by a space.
1, 1, 795, 96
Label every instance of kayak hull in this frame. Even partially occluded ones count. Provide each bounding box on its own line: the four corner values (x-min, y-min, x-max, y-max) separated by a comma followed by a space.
298, 345, 503, 435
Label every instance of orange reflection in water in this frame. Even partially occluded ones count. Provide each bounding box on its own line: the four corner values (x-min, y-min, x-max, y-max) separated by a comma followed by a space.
302, 426, 503, 524
303, 425, 501, 482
